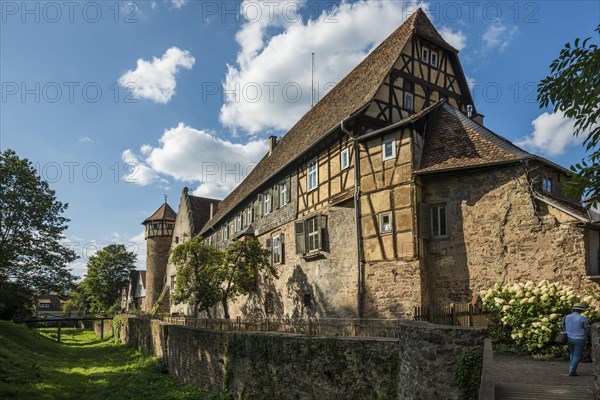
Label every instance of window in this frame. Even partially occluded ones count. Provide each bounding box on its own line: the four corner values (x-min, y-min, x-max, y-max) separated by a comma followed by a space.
247, 206, 253, 225
340, 148, 349, 170
39, 303, 50, 309
404, 92, 414, 110
307, 216, 320, 252
222, 225, 229, 241
307, 158, 318, 191
543, 177, 553, 193
236, 214, 242, 232
303, 293, 312, 307
382, 138, 396, 161
170, 275, 176, 290
263, 191, 271, 215
430, 51, 438, 67
265, 293, 274, 315
295, 215, 326, 255
175, 236, 179, 244
272, 235, 282, 264
279, 181, 288, 207
379, 212, 393, 234
422, 47, 429, 63
431, 204, 448, 238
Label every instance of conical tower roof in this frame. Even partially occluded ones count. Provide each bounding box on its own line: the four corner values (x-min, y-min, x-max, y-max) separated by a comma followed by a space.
142, 202, 176, 225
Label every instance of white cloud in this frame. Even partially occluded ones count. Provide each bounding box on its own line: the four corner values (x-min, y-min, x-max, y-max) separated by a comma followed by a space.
78, 136, 93, 143
516, 111, 585, 156
220, 0, 422, 134
128, 230, 146, 268
123, 123, 267, 198
118, 47, 195, 104
172, 0, 186, 8
439, 26, 467, 51
482, 23, 518, 52
122, 149, 162, 185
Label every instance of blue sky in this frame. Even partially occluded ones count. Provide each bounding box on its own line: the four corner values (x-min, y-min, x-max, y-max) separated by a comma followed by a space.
1, 0, 598, 277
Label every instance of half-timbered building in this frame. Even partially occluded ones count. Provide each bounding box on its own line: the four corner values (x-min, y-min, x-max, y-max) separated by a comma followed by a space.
160, 8, 599, 318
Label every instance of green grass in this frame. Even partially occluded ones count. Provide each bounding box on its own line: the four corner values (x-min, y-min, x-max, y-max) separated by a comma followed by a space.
0, 321, 217, 400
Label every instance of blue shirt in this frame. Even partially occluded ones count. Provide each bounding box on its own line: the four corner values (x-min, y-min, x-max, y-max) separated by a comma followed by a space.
563, 312, 590, 340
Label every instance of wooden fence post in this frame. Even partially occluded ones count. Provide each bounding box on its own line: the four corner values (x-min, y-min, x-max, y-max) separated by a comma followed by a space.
100, 320, 104, 341
57, 321, 62, 343
450, 304, 456, 326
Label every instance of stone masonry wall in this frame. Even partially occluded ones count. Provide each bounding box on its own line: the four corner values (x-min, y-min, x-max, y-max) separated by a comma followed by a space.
121, 316, 486, 400
145, 236, 171, 313
591, 323, 600, 398
93, 319, 113, 338
421, 164, 597, 305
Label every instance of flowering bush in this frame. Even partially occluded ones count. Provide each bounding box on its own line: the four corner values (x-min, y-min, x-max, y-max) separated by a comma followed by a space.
482, 280, 599, 352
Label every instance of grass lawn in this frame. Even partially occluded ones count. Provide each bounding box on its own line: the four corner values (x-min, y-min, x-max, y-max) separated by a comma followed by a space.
0, 320, 217, 399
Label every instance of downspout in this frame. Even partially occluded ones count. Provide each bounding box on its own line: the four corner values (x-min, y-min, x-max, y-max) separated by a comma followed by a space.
341, 117, 364, 318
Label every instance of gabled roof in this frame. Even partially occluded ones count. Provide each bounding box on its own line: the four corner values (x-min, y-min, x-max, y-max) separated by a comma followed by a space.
202, 9, 459, 234
184, 188, 221, 235
143, 202, 176, 224
416, 103, 532, 173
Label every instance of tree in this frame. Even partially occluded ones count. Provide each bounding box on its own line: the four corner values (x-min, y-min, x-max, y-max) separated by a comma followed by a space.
538, 25, 600, 204
78, 244, 136, 315
170, 236, 223, 317
171, 238, 276, 319
220, 239, 276, 319
0, 149, 76, 320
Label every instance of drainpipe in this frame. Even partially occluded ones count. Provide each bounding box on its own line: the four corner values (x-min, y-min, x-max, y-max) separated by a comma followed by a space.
341, 117, 364, 319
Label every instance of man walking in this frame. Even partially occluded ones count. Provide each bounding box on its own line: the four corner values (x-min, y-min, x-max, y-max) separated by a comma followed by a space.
563, 303, 590, 376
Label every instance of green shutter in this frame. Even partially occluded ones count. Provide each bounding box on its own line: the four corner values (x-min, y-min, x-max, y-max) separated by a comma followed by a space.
286, 176, 292, 203
273, 184, 280, 209
280, 233, 285, 263
419, 203, 431, 239
295, 221, 305, 255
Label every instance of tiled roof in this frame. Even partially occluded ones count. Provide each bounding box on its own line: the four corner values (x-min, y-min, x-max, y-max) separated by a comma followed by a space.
416, 103, 531, 173
185, 190, 221, 235
143, 202, 176, 224
202, 9, 458, 234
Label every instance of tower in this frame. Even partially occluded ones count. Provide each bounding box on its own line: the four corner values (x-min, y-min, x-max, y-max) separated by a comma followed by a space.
142, 199, 176, 314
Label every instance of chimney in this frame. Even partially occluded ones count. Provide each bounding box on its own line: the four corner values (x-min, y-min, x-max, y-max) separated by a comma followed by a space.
269, 136, 277, 155
466, 105, 473, 118
209, 203, 215, 219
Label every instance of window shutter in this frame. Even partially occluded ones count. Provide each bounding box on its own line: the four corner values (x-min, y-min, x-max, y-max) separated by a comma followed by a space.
280, 233, 285, 263
273, 184, 280, 210
266, 238, 273, 265
286, 176, 292, 203
294, 221, 305, 255
317, 215, 327, 250
419, 203, 431, 239
270, 188, 274, 211
257, 194, 263, 217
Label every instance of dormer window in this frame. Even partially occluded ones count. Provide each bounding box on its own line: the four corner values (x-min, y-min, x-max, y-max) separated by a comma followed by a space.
422, 47, 429, 63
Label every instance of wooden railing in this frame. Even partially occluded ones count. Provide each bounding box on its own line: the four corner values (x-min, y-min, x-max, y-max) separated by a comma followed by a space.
413, 303, 488, 327
163, 316, 407, 339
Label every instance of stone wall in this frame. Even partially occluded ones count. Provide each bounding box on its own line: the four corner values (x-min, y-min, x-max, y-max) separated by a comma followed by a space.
121, 316, 486, 400
421, 164, 598, 305
591, 323, 600, 398
93, 319, 113, 338
145, 236, 171, 313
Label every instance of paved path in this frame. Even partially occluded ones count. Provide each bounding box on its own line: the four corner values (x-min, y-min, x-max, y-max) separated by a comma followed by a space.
494, 354, 594, 399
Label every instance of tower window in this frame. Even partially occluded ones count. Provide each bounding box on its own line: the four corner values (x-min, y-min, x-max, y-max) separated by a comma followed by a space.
404, 92, 414, 110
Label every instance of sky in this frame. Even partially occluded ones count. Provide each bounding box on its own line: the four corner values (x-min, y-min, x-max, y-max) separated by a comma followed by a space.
1, 0, 598, 278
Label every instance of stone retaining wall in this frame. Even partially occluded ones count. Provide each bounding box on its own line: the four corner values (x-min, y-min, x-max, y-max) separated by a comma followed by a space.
121, 316, 486, 399
591, 323, 600, 398
93, 319, 113, 338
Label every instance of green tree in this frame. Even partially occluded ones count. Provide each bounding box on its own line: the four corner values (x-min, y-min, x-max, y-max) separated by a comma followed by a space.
170, 236, 223, 317
78, 244, 136, 315
0, 149, 77, 293
220, 239, 276, 319
538, 25, 600, 204
0, 149, 76, 320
